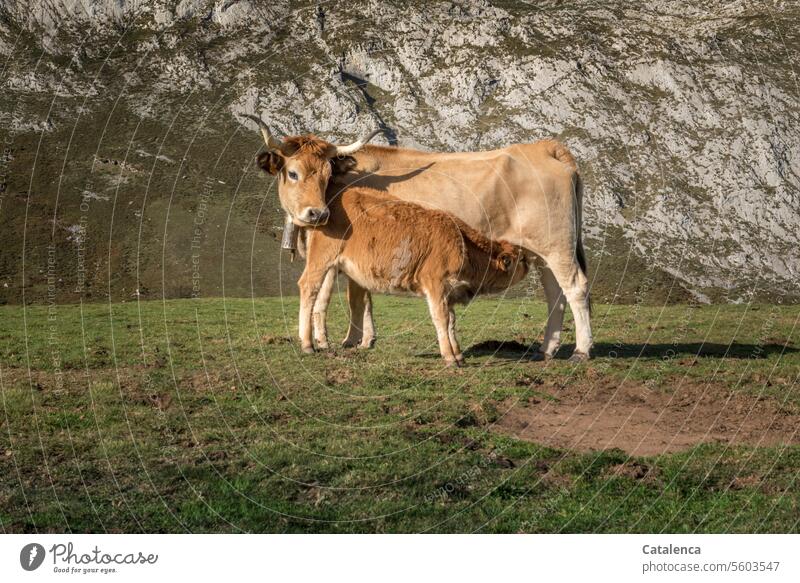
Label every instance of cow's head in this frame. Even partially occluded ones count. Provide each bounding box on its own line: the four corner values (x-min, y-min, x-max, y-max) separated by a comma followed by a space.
242, 114, 379, 227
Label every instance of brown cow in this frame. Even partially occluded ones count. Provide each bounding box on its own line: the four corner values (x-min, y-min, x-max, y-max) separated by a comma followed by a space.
287, 183, 528, 364
242, 113, 593, 362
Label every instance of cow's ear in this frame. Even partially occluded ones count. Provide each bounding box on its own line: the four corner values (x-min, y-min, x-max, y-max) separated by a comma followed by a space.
256, 151, 284, 175
330, 155, 357, 175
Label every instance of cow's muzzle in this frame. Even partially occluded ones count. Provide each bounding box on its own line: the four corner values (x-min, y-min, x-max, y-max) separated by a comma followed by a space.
297, 207, 330, 226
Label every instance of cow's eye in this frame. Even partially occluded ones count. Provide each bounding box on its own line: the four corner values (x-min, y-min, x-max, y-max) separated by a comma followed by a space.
287, 170, 299, 181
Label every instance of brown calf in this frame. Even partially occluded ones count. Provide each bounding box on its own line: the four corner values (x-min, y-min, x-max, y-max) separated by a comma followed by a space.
297, 186, 529, 365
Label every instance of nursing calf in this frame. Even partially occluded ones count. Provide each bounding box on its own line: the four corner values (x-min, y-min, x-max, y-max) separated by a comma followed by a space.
298, 186, 529, 365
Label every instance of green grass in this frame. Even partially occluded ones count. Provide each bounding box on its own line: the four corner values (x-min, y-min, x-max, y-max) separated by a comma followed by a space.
1, 296, 799, 533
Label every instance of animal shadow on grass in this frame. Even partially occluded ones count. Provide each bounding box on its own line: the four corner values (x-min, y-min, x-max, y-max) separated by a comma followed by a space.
585, 342, 797, 360
462, 340, 537, 360
417, 341, 796, 362
413, 340, 536, 363
457, 341, 798, 361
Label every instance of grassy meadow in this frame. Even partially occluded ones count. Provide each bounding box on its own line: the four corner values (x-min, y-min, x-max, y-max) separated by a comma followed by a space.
1, 295, 799, 533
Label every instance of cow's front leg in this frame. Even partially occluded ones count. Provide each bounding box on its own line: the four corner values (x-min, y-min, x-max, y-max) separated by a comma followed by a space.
312, 268, 337, 349
298, 266, 329, 354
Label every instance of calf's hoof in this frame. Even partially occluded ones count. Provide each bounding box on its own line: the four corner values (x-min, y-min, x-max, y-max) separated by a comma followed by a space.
455, 355, 466, 366
568, 351, 590, 364
531, 350, 553, 362
359, 337, 376, 349
301, 345, 316, 355
315, 340, 330, 350
341, 337, 360, 348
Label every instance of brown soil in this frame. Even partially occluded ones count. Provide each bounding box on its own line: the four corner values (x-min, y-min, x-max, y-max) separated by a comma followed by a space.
261, 335, 292, 345
493, 378, 800, 456
325, 367, 355, 385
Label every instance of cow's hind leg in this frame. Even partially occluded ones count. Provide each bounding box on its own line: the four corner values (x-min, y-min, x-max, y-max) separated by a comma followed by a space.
546, 255, 593, 362
312, 268, 337, 349
342, 279, 376, 348
447, 306, 465, 365
536, 264, 566, 360
425, 289, 459, 366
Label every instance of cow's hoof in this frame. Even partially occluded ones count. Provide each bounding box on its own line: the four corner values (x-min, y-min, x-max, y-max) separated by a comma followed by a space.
341, 337, 360, 348
359, 337, 376, 349
315, 341, 330, 350
445, 359, 462, 368
301, 346, 316, 355
531, 350, 553, 362
455, 356, 466, 366
568, 351, 590, 364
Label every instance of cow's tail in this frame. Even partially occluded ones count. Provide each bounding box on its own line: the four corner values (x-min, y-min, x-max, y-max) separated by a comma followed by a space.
549, 141, 577, 169
547, 141, 591, 315
573, 172, 591, 316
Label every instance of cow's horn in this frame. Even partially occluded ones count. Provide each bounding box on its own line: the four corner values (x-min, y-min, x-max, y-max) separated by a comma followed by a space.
334, 129, 381, 156
239, 113, 285, 152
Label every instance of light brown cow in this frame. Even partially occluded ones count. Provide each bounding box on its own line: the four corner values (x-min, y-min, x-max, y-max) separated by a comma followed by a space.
242, 113, 592, 361
286, 183, 528, 364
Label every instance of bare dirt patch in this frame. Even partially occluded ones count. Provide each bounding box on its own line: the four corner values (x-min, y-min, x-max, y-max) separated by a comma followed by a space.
325, 367, 354, 385
261, 335, 292, 345
494, 378, 800, 456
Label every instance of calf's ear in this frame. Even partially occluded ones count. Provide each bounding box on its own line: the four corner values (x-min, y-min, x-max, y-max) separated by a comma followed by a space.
256, 151, 284, 175
330, 155, 357, 175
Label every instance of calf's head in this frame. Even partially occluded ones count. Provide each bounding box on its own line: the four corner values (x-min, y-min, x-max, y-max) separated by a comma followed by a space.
242, 114, 379, 227
487, 241, 529, 291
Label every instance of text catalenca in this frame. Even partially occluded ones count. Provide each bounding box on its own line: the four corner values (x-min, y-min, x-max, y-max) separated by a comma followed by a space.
642, 544, 701, 555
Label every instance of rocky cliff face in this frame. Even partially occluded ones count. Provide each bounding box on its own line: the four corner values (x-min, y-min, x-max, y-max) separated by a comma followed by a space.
1, 0, 798, 304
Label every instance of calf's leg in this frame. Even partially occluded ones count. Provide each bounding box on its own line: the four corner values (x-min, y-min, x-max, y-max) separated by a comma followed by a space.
360, 291, 376, 348
447, 307, 464, 365
342, 279, 376, 348
425, 290, 459, 366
